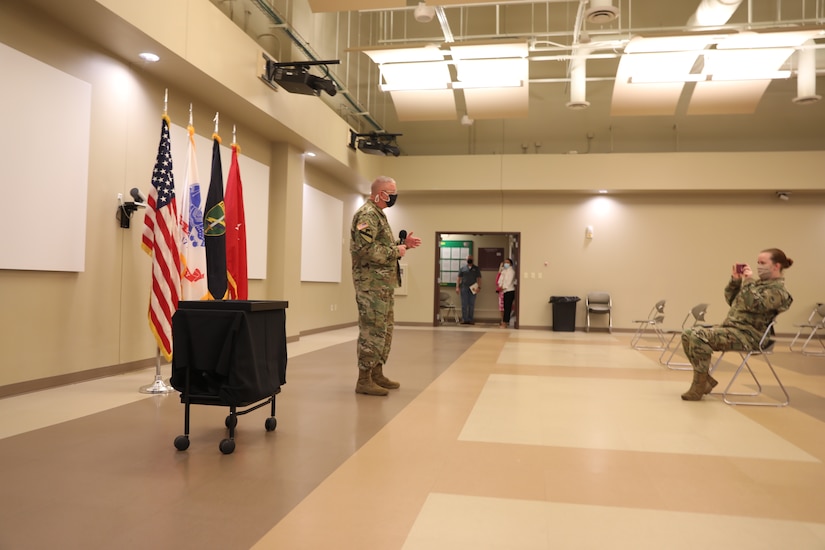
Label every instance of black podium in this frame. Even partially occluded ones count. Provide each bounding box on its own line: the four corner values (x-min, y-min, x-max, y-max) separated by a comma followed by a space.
171, 300, 288, 454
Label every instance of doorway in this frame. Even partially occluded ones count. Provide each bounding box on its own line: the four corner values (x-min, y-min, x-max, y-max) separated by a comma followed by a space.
433, 232, 521, 328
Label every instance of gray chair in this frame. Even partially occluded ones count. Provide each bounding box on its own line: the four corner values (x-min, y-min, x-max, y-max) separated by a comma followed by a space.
630, 299, 667, 350
659, 303, 711, 369
585, 292, 612, 333
789, 302, 825, 356
709, 319, 789, 407
439, 291, 460, 325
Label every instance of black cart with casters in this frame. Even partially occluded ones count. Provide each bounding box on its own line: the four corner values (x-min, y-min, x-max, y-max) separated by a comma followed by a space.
170, 300, 288, 454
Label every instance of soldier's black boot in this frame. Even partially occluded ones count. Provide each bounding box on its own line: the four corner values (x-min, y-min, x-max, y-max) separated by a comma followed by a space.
372, 364, 400, 390
681, 371, 709, 401
356, 368, 388, 396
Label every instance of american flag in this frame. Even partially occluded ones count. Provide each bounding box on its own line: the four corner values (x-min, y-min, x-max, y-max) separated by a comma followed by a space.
141, 116, 182, 361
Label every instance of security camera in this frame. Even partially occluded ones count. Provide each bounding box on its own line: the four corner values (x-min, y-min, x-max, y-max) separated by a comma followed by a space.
776, 191, 791, 201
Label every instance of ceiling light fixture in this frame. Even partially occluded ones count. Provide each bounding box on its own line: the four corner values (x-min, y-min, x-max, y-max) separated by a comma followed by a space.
776, 191, 791, 201
348, 130, 402, 157
139, 52, 160, 63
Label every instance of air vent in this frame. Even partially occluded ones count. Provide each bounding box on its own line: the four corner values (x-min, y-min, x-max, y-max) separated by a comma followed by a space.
585, 5, 619, 24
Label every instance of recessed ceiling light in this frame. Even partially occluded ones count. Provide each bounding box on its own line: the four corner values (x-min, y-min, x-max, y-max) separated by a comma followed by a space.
598, 189, 608, 194
305, 151, 316, 157
139, 52, 160, 63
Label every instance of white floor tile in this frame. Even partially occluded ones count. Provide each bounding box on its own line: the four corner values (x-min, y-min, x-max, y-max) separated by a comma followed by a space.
459, 374, 818, 461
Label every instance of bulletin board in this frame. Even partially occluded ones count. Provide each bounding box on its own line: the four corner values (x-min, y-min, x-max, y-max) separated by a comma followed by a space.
478, 247, 504, 270
438, 240, 472, 287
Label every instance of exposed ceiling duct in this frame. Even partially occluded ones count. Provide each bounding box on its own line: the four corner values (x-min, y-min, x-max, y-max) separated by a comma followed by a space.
793, 40, 822, 104
687, 0, 745, 27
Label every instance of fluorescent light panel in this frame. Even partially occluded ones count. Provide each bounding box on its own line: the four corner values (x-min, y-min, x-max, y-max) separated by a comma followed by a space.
379, 61, 451, 90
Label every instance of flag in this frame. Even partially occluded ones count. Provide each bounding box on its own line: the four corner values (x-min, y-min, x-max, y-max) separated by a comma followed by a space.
204, 133, 228, 300
178, 125, 208, 300
225, 143, 248, 299
141, 116, 182, 361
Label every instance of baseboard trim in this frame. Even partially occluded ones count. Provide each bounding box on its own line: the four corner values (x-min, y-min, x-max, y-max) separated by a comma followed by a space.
0, 357, 158, 399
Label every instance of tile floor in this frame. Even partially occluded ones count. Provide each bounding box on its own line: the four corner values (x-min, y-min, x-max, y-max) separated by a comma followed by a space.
1, 325, 823, 549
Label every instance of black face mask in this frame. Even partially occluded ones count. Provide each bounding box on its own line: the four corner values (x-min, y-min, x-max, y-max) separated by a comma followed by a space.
385, 193, 397, 208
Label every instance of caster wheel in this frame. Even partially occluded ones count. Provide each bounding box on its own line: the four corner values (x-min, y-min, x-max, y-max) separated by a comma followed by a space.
225, 415, 238, 429
265, 417, 277, 431
174, 435, 190, 451
219, 438, 235, 454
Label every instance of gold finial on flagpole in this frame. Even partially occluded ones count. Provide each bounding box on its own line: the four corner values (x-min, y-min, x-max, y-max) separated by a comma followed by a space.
163, 89, 168, 116
189, 103, 193, 126
232, 125, 237, 145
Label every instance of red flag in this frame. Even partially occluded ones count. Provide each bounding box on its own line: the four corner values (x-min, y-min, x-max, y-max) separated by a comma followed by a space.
141, 116, 182, 360
225, 143, 248, 299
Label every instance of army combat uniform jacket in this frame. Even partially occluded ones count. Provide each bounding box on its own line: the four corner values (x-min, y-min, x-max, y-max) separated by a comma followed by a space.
721, 276, 793, 344
350, 200, 399, 290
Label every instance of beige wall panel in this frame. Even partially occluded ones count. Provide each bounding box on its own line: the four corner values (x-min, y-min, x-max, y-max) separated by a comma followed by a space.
501, 152, 825, 192
390, 191, 825, 332
376, 155, 504, 191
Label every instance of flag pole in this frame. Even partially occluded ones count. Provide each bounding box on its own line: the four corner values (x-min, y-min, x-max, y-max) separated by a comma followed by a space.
139, 348, 175, 394
139, 89, 179, 394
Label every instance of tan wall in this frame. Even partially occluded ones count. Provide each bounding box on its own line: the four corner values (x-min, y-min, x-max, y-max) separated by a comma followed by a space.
388, 191, 825, 333
1, 0, 824, 392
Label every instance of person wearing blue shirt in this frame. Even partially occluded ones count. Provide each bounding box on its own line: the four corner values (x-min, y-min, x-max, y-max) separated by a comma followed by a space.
456, 256, 481, 325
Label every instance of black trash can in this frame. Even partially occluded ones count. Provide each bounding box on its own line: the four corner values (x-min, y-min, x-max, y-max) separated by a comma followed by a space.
549, 296, 580, 332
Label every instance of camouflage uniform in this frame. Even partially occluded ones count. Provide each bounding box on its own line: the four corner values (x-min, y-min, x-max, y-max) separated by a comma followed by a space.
681, 277, 792, 374
350, 200, 399, 372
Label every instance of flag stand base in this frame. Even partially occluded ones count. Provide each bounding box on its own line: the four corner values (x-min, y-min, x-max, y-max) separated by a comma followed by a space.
139, 348, 175, 394
139, 374, 175, 394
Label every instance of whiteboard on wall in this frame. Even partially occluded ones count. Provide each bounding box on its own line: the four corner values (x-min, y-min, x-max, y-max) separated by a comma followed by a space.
0, 42, 91, 272
301, 184, 343, 283
167, 124, 269, 280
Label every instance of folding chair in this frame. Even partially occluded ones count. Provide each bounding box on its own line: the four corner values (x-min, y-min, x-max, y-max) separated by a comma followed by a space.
788, 302, 825, 356
659, 303, 710, 370
630, 299, 667, 350
709, 319, 790, 407
585, 292, 612, 333
439, 291, 460, 325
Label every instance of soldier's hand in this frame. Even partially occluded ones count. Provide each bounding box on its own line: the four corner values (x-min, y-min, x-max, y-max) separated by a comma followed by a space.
405, 231, 422, 249
397, 244, 407, 257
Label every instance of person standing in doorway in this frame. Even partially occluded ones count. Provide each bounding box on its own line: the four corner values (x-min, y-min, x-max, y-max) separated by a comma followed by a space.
350, 176, 421, 396
495, 262, 505, 325
499, 258, 517, 328
457, 255, 481, 324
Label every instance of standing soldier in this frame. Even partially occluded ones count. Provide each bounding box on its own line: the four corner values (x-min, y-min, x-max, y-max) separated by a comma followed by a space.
350, 176, 421, 396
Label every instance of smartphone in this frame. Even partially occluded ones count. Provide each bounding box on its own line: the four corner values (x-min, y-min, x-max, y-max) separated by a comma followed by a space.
735, 263, 746, 274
